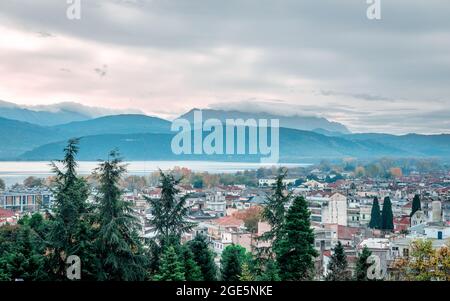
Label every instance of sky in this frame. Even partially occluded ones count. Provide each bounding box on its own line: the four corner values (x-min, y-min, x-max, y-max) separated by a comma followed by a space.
0, 0, 449, 134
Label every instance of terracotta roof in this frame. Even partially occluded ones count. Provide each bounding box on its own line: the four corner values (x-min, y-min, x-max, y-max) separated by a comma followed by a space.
0, 208, 15, 218
212, 216, 244, 227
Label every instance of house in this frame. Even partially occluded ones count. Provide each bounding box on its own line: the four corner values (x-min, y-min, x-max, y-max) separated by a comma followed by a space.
411, 210, 427, 226
0, 188, 53, 213
394, 215, 410, 232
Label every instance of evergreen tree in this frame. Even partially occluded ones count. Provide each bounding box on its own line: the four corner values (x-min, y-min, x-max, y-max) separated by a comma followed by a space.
355, 246, 372, 281
369, 197, 381, 229
94, 151, 148, 281
146, 171, 195, 247
258, 171, 291, 256
181, 245, 203, 281
220, 244, 247, 281
154, 245, 185, 281
146, 171, 195, 273
410, 194, 421, 217
325, 241, 351, 281
276, 196, 318, 281
45, 138, 96, 280
239, 262, 255, 281
0, 224, 47, 281
255, 259, 281, 281
186, 235, 217, 281
381, 196, 394, 232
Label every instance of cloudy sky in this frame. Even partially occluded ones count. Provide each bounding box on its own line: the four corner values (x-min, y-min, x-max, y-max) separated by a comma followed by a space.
0, 0, 449, 134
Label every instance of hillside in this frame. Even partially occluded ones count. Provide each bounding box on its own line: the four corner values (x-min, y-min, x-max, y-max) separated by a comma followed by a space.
19, 127, 446, 163
51, 114, 172, 136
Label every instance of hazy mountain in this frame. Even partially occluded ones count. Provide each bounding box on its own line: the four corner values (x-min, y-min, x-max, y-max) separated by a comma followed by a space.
0, 100, 144, 126
0, 114, 172, 159
0, 117, 62, 159
19, 127, 450, 162
345, 133, 450, 157
178, 109, 351, 134
51, 114, 172, 136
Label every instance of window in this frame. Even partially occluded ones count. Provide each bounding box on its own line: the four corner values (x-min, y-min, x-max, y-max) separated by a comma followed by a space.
403, 248, 409, 257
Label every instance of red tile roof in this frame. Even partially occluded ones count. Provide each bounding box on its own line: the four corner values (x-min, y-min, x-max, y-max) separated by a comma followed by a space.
0, 208, 15, 218
212, 216, 244, 227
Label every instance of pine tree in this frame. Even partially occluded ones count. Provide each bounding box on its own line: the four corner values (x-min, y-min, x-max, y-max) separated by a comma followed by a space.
258, 171, 291, 256
369, 197, 381, 229
410, 194, 421, 217
276, 196, 318, 281
186, 235, 218, 281
326, 241, 351, 281
220, 245, 247, 281
355, 246, 372, 281
154, 246, 185, 281
239, 262, 255, 281
181, 245, 203, 281
45, 138, 96, 280
381, 196, 394, 232
94, 151, 148, 281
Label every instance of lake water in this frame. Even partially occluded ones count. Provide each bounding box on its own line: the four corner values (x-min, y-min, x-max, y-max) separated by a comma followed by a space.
0, 161, 310, 186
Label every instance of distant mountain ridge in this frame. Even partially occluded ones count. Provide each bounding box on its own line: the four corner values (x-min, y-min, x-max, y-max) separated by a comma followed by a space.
0, 100, 143, 126
18, 127, 450, 162
0, 102, 449, 162
179, 109, 351, 134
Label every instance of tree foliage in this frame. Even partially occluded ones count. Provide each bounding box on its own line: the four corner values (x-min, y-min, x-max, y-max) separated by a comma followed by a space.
369, 197, 381, 229
325, 241, 351, 281
276, 196, 317, 281
355, 246, 372, 281
410, 194, 421, 217
186, 235, 217, 281
94, 151, 148, 281
381, 197, 394, 231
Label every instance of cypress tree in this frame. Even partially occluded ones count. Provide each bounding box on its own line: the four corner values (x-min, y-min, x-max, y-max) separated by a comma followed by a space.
186, 235, 217, 281
355, 246, 372, 281
181, 245, 203, 281
276, 196, 318, 281
369, 197, 381, 229
410, 194, 421, 217
325, 241, 351, 281
154, 246, 185, 281
220, 244, 247, 281
381, 196, 394, 232
94, 151, 148, 281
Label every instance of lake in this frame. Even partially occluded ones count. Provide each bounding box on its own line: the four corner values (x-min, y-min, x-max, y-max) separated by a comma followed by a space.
0, 161, 310, 186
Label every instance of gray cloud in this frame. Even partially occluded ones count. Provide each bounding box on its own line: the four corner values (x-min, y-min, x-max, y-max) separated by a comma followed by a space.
0, 0, 449, 133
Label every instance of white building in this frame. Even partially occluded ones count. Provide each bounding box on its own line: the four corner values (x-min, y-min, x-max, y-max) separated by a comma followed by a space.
322, 193, 348, 226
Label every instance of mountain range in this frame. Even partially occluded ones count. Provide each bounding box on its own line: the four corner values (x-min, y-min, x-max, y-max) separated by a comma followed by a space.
0, 101, 449, 162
